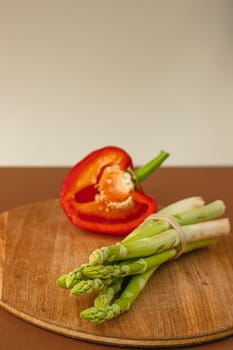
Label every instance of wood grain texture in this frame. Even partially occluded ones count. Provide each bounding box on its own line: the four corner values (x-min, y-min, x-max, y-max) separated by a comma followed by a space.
0, 198, 232, 348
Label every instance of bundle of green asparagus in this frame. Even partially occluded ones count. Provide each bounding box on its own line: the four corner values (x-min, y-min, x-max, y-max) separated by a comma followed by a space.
57, 196, 230, 323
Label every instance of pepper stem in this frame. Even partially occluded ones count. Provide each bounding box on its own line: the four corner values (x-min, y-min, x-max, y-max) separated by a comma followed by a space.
134, 150, 169, 183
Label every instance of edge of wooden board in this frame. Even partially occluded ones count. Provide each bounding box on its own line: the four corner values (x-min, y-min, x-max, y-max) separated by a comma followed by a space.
0, 211, 8, 300
0, 300, 232, 348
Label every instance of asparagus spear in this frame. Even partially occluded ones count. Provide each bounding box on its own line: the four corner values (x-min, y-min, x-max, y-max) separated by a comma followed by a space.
94, 278, 124, 308
60, 251, 173, 290
82, 249, 176, 279
56, 274, 67, 289
80, 268, 157, 323
89, 218, 230, 265
124, 196, 205, 242
123, 200, 225, 243
81, 238, 218, 323
57, 264, 88, 289
71, 277, 116, 295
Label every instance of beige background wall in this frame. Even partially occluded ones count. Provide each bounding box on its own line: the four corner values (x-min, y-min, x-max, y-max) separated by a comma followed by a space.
0, 0, 232, 166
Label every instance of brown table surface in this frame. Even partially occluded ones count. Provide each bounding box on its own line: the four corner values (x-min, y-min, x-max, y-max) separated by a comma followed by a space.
0, 166, 232, 350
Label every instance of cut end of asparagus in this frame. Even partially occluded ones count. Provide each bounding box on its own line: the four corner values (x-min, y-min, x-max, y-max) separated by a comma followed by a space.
213, 200, 226, 215
190, 218, 230, 242
159, 196, 205, 216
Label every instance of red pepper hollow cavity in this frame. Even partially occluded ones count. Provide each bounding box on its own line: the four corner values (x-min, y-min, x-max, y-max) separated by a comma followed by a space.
60, 146, 169, 235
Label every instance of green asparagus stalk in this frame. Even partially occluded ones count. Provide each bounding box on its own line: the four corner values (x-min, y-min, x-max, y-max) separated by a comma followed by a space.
59, 261, 122, 290
74, 237, 217, 298
123, 196, 205, 242
80, 268, 157, 323
89, 218, 230, 265
72, 237, 219, 284
83, 249, 176, 279
123, 200, 225, 243
81, 238, 217, 323
94, 278, 124, 308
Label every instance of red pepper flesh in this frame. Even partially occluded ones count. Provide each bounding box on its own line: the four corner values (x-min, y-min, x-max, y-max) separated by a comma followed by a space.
60, 146, 159, 235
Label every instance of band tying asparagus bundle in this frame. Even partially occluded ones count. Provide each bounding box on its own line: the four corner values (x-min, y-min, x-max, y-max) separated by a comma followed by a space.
57, 197, 230, 323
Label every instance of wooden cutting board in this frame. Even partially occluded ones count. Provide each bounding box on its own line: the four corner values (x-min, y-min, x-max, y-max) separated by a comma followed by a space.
0, 199, 232, 348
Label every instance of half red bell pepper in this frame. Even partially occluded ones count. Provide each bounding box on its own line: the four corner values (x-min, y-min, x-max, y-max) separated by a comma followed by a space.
60, 146, 169, 235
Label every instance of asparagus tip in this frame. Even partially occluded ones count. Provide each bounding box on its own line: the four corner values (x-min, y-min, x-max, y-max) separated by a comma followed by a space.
56, 274, 68, 289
